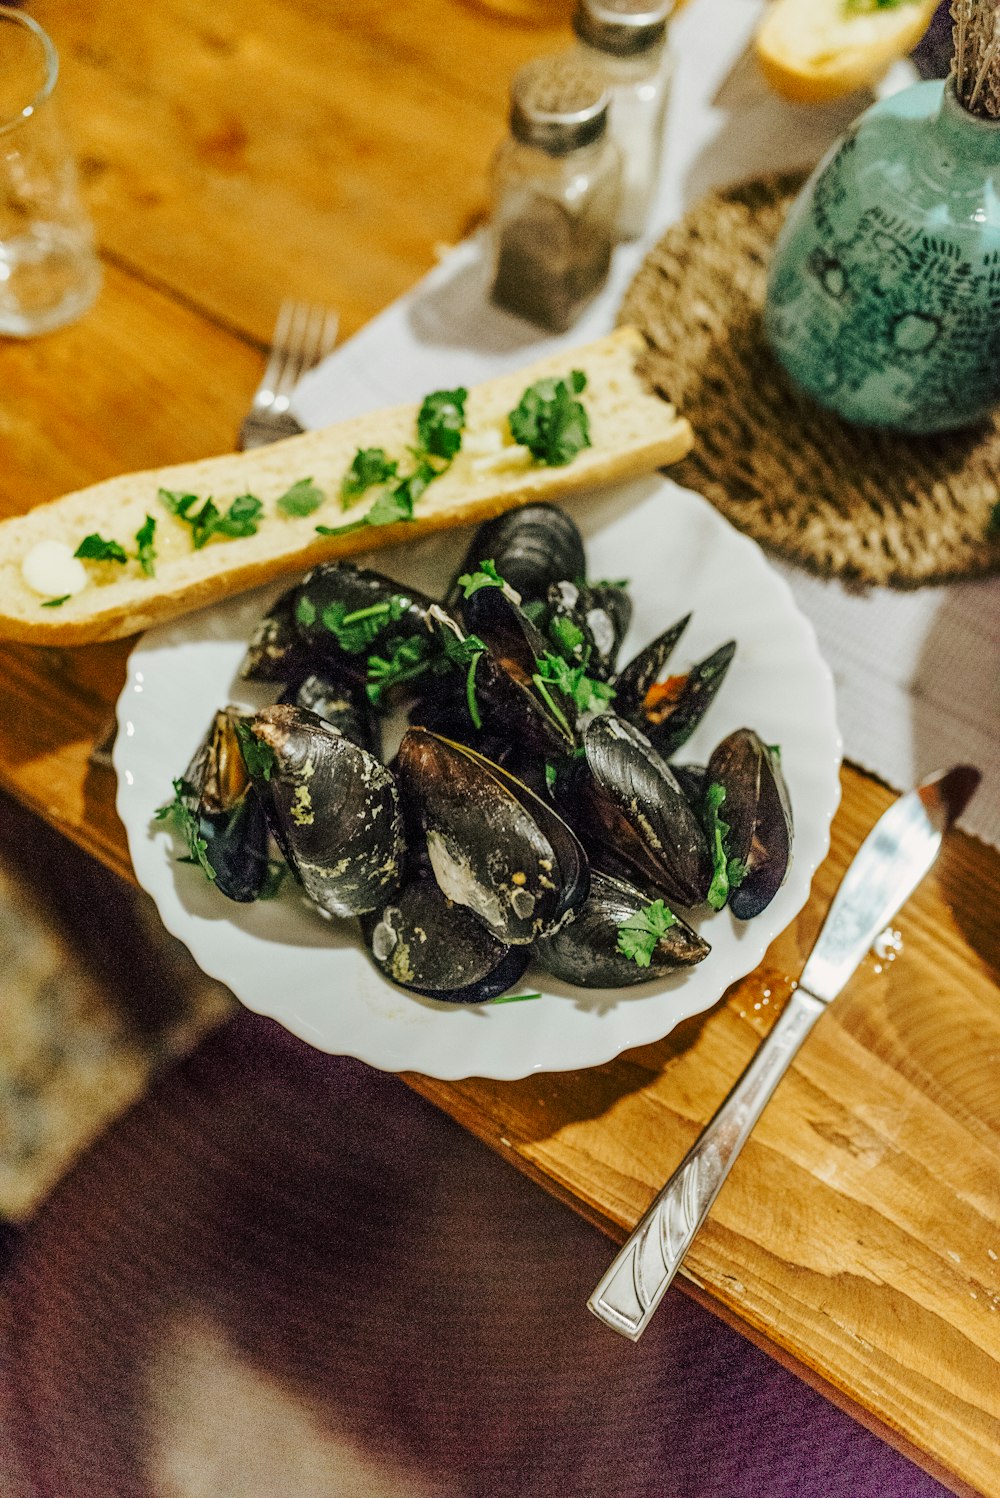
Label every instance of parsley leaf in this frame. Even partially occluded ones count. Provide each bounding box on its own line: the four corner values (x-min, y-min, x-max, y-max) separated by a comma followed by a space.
41, 595, 70, 608
457, 559, 506, 598
319, 595, 411, 654
340, 448, 399, 506
508, 370, 591, 466
705, 781, 732, 911
159, 488, 263, 548
234, 719, 276, 782
417, 387, 467, 461
440, 627, 488, 729
75, 533, 128, 564
548, 612, 586, 661
366, 634, 434, 705
534, 650, 615, 716
488, 991, 542, 1004
616, 899, 677, 968
154, 777, 216, 882
277, 477, 325, 518
135, 515, 157, 577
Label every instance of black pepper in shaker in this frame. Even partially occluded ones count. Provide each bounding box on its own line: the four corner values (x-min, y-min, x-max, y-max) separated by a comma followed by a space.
489, 56, 621, 333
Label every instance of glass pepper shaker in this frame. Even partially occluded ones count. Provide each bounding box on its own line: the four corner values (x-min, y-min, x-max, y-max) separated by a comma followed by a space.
489, 56, 621, 333
571, 0, 674, 241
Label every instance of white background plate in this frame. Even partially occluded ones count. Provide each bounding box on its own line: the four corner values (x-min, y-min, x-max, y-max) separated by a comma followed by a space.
115, 476, 841, 1080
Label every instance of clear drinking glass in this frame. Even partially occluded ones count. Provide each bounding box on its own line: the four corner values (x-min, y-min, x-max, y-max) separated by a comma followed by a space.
0, 6, 101, 337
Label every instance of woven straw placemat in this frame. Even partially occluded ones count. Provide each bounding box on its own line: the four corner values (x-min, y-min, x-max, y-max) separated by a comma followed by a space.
621, 173, 1000, 588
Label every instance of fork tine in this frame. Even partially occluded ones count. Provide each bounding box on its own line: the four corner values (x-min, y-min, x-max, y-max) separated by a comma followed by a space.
272, 300, 311, 405
257, 298, 297, 405
318, 306, 340, 360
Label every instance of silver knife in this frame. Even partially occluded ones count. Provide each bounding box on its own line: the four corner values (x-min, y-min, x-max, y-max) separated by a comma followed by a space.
588, 765, 980, 1341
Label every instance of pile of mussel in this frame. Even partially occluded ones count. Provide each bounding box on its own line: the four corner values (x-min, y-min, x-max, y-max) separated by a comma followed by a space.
166, 505, 793, 1003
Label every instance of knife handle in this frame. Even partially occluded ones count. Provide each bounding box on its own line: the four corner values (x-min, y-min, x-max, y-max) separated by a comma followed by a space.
588, 985, 826, 1340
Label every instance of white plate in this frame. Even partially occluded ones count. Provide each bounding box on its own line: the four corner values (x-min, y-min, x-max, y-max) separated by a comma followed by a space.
115, 476, 841, 1080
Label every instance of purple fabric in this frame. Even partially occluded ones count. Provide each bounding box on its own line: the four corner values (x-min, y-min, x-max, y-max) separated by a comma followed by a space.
0, 1013, 953, 1498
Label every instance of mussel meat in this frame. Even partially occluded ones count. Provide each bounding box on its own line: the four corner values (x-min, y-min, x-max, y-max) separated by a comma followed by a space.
612, 614, 691, 718
180, 707, 270, 902
536, 869, 709, 988
361, 867, 531, 1003
446, 503, 585, 607
247, 703, 405, 917
396, 729, 589, 945
705, 728, 793, 920
554, 716, 712, 909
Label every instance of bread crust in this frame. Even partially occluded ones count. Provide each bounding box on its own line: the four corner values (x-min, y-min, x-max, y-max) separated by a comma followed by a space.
0, 327, 692, 646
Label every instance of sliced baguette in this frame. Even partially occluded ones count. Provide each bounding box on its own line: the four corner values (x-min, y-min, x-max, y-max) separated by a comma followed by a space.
755, 0, 937, 104
0, 327, 691, 647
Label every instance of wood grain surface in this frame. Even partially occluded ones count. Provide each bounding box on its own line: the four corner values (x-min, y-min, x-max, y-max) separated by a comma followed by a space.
2, 3, 999, 1493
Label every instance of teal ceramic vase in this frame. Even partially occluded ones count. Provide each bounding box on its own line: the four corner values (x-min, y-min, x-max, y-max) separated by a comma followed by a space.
765, 79, 1000, 433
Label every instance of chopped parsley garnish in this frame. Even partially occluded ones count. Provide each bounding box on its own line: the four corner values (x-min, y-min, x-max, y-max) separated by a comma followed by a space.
508, 370, 591, 467
534, 650, 615, 716
488, 991, 542, 1004
234, 720, 276, 782
319, 461, 435, 538
617, 899, 677, 968
75, 533, 128, 564
159, 488, 263, 549
417, 387, 467, 461
340, 448, 399, 506
295, 595, 317, 628
440, 627, 488, 730
548, 612, 586, 661
457, 559, 506, 598
135, 515, 157, 577
154, 777, 216, 882
705, 781, 748, 911
844, 0, 909, 12
767, 743, 782, 763
41, 595, 70, 608
277, 477, 325, 518
319, 595, 411, 654
366, 634, 434, 705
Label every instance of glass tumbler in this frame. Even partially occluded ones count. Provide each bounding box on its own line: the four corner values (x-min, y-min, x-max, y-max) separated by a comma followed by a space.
0, 7, 101, 337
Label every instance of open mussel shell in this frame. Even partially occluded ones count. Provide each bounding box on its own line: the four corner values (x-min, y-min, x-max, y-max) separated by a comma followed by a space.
612, 614, 691, 718
672, 763, 709, 812
239, 587, 314, 683
545, 580, 631, 681
280, 671, 381, 758
458, 589, 577, 753
360, 868, 531, 1004
248, 703, 405, 918
291, 562, 434, 676
536, 870, 709, 988
627, 640, 736, 760
707, 728, 793, 921
446, 503, 585, 607
396, 729, 589, 945
182, 707, 270, 902
555, 716, 712, 909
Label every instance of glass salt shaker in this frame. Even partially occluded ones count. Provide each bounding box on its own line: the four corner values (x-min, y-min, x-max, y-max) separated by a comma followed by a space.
489, 56, 621, 333
571, 0, 674, 241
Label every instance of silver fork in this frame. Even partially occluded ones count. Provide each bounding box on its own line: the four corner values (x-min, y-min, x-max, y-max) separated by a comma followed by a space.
238, 299, 340, 450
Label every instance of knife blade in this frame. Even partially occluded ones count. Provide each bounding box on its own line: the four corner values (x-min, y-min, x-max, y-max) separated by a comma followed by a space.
588, 765, 980, 1341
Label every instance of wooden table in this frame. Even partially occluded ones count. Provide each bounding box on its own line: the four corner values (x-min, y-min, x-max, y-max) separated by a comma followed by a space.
3, 2, 999, 1492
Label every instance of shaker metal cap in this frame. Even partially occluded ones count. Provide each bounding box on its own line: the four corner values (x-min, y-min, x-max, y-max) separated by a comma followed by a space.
509, 55, 610, 154
573, 0, 672, 56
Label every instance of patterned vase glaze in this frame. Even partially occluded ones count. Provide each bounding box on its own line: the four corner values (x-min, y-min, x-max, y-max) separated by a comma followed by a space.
765, 80, 1000, 433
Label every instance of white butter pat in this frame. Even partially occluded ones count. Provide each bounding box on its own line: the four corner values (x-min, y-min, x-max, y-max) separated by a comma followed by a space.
21, 540, 89, 600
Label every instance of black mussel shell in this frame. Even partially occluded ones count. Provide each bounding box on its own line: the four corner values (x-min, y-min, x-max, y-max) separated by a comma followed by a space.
672, 764, 709, 812
281, 671, 381, 757
249, 703, 405, 918
396, 729, 589, 945
292, 562, 435, 679
536, 870, 709, 988
446, 503, 586, 607
360, 868, 531, 1003
628, 641, 736, 760
182, 707, 270, 902
458, 589, 577, 753
239, 587, 314, 683
706, 729, 793, 921
555, 716, 712, 909
545, 580, 631, 681
612, 614, 691, 718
